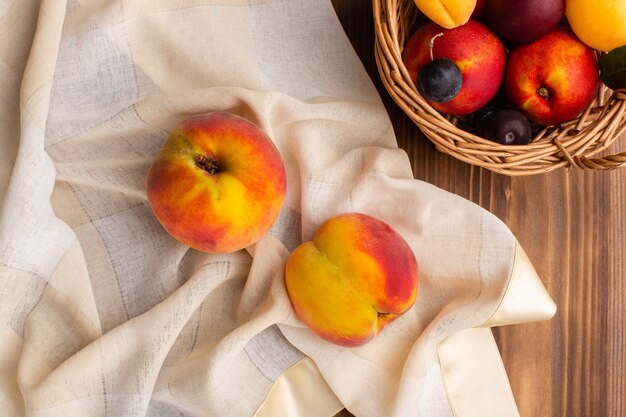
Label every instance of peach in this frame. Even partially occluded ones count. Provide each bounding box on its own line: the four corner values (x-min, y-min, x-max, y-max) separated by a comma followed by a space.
145, 112, 287, 253
505, 29, 600, 126
413, 0, 476, 29
285, 213, 418, 347
403, 20, 506, 116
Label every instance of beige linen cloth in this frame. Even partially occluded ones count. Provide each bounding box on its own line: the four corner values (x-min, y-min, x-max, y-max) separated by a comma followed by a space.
0, 0, 556, 416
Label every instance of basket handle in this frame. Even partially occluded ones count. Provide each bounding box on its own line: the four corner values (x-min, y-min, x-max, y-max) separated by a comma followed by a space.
554, 89, 626, 171
561, 150, 626, 170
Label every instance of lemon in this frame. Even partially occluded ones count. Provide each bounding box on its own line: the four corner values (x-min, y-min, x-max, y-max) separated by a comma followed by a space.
566, 0, 626, 52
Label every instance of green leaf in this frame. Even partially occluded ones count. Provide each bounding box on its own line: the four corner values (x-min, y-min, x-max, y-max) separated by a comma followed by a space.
600, 45, 626, 90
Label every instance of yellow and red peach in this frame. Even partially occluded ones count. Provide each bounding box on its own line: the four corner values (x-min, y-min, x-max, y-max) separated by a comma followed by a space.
285, 213, 418, 347
145, 112, 287, 253
505, 29, 600, 126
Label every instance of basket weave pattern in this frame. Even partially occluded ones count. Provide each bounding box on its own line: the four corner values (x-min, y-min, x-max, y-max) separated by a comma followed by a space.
373, 0, 626, 175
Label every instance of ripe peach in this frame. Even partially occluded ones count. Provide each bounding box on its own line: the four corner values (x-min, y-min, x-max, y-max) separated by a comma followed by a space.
285, 213, 418, 347
413, 0, 476, 29
403, 20, 506, 116
505, 29, 600, 126
145, 112, 287, 253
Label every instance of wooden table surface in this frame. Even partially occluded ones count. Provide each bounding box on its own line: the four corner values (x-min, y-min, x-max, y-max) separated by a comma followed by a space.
332, 2, 626, 416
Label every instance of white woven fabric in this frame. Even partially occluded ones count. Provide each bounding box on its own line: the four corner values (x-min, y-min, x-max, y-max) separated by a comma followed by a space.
0, 1, 551, 416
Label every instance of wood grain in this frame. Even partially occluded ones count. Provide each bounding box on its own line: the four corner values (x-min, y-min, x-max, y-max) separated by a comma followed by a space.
332, 1, 626, 416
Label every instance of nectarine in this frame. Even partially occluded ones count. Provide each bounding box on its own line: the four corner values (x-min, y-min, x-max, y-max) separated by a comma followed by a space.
505, 29, 599, 126
403, 20, 506, 116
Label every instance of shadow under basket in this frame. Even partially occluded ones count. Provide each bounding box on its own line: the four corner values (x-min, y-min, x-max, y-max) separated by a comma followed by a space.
373, 0, 626, 176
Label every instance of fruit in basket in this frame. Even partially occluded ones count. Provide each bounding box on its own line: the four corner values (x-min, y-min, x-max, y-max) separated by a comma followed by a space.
475, 108, 532, 145
417, 58, 463, 102
412, 0, 476, 29
505, 29, 600, 126
485, 0, 564, 44
471, 0, 487, 19
285, 213, 418, 347
600, 45, 626, 90
565, 0, 626, 52
403, 20, 506, 116
145, 112, 287, 254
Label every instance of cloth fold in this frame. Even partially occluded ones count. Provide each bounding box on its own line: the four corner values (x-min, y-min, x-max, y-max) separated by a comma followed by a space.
262, 240, 555, 417
0, 0, 555, 416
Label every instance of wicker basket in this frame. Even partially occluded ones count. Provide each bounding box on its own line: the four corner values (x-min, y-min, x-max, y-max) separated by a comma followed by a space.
373, 0, 626, 175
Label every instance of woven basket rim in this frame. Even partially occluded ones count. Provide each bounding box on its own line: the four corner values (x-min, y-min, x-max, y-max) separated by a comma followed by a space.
372, 0, 626, 175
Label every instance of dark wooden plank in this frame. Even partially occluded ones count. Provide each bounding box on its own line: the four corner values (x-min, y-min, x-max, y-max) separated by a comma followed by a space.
332, 1, 626, 416
495, 169, 626, 417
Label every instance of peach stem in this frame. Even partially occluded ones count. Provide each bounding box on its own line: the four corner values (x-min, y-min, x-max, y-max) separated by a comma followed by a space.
537, 86, 551, 101
195, 154, 220, 174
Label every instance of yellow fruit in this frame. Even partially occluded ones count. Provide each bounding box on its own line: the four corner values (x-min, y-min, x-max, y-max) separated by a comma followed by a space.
413, 0, 476, 29
565, 0, 626, 51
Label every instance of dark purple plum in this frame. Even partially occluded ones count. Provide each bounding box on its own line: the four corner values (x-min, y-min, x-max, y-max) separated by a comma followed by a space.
417, 58, 462, 103
476, 108, 532, 145
485, 0, 564, 44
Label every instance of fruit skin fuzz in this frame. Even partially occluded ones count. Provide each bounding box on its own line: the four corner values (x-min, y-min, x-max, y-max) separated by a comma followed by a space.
505, 28, 600, 126
285, 213, 418, 348
146, 112, 287, 254
403, 20, 506, 116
